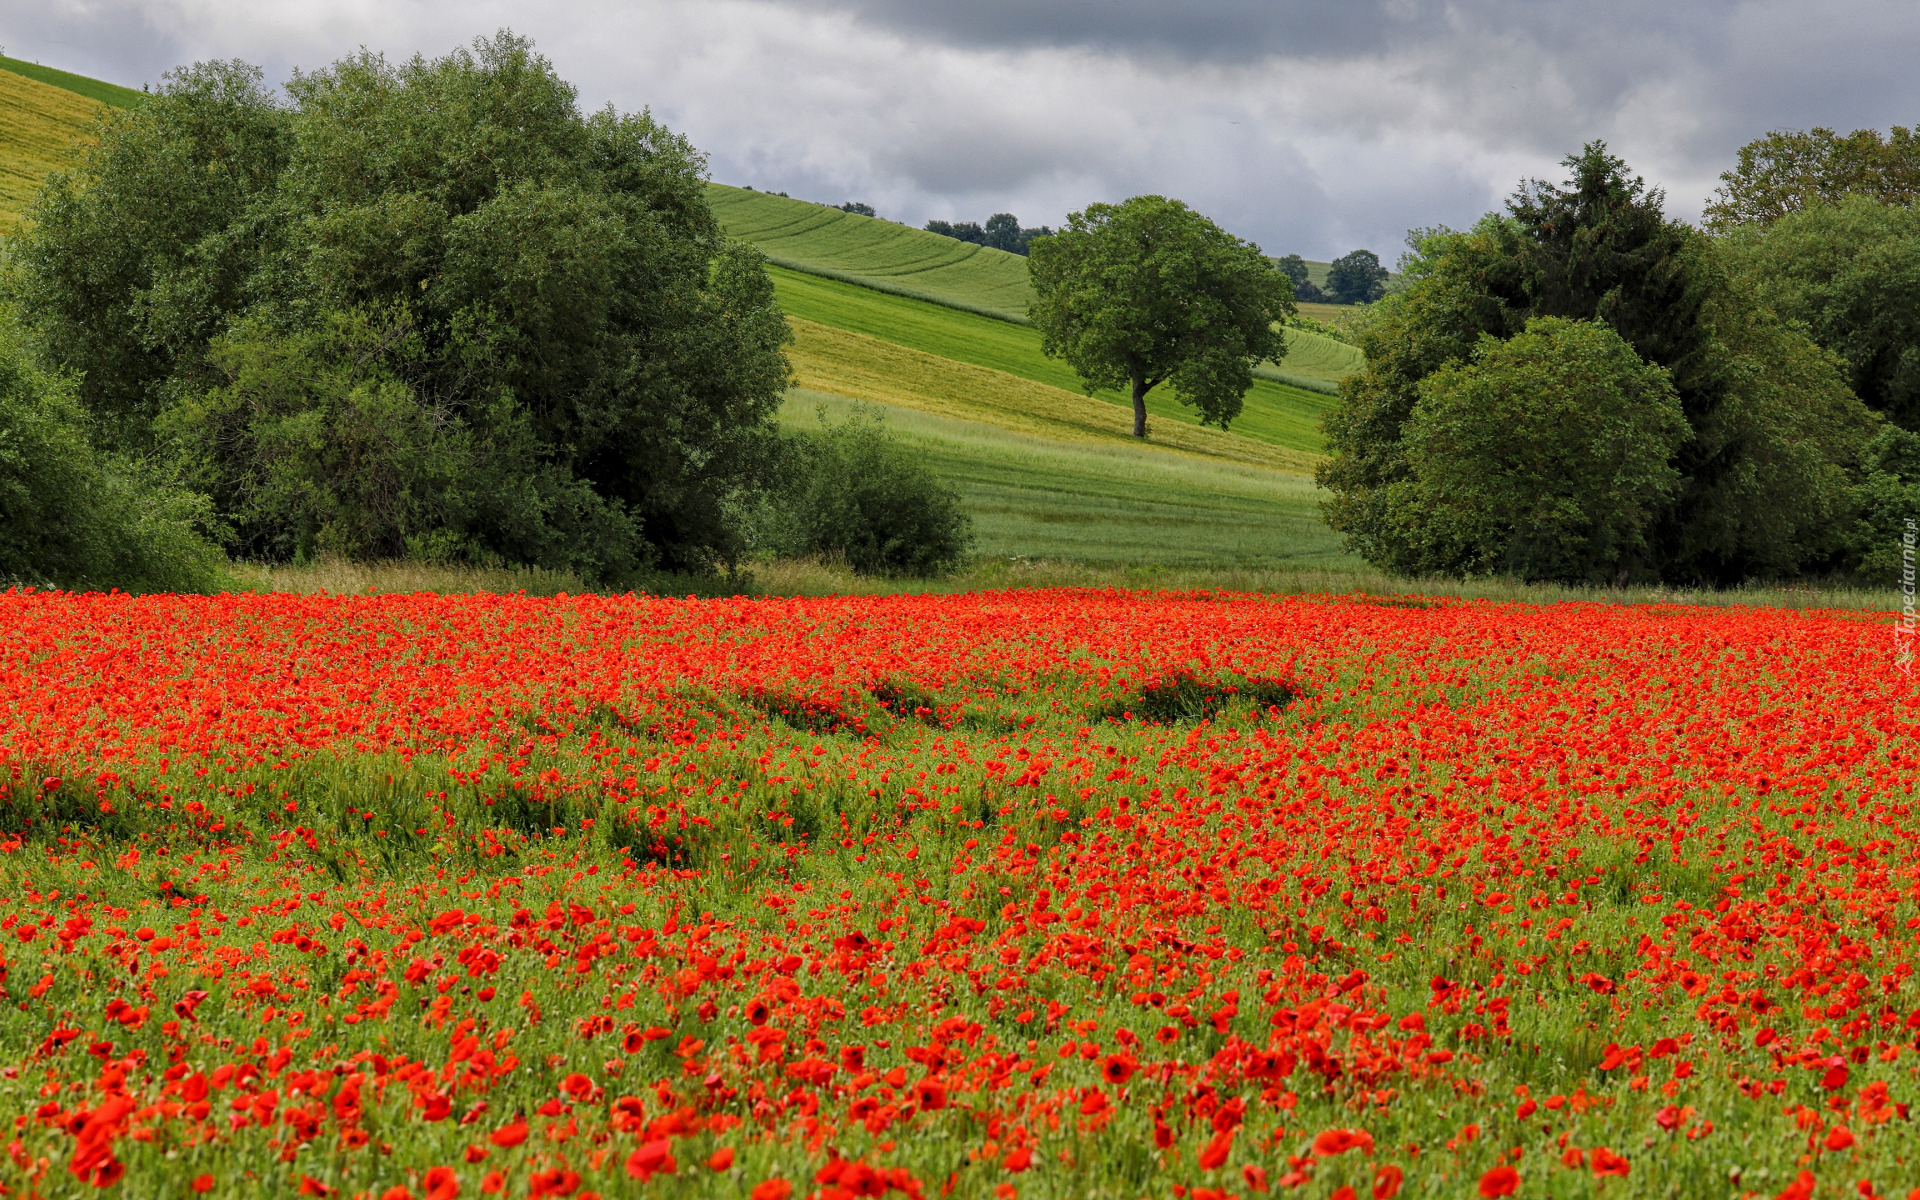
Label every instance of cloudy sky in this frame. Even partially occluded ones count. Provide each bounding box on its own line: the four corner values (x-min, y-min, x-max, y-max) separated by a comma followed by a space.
6, 1, 1918, 259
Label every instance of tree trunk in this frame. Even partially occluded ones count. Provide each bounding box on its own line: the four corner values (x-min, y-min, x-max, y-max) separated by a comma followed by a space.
1131, 376, 1148, 438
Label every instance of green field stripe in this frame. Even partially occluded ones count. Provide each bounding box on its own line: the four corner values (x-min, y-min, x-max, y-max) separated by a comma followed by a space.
0, 56, 146, 108
710, 181, 1035, 311
768, 265, 1337, 457
763, 255, 1031, 325
783, 389, 1355, 567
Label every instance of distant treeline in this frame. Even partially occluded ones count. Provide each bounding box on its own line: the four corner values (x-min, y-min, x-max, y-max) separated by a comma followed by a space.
924, 214, 1055, 256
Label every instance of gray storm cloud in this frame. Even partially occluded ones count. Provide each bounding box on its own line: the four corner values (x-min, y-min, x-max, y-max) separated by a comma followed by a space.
3, 0, 1916, 258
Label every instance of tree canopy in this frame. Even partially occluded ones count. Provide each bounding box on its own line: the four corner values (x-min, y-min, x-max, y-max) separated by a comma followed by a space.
924, 213, 1054, 256
9, 34, 791, 580
1027, 196, 1292, 438
1724, 196, 1920, 431
1319, 142, 1878, 585
1275, 255, 1325, 302
1703, 123, 1920, 232
1378, 317, 1688, 582
1326, 249, 1389, 305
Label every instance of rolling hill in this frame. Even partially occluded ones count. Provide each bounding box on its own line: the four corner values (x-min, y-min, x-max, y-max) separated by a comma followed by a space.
708, 183, 1033, 316
0, 65, 110, 229
710, 182, 1365, 391
769, 265, 1339, 457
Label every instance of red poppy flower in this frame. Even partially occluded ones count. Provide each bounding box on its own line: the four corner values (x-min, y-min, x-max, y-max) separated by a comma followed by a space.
1590, 1148, 1630, 1177
1478, 1166, 1519, 1198
1313, 1128, 1374, 1157
626, 1140, 676, 1181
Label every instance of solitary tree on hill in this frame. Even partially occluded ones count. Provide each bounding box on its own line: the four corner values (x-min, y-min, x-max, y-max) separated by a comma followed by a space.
1326, 249, 1390, 304
1027, 196, 1292, 438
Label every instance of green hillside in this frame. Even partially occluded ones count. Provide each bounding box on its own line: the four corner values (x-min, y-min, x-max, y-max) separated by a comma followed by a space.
0, 55, 145, 109
708, 183, 1033, 315
769, 264, 1339, 457
0, 64, 1353, 570
784, 391, 1351, 567
1277, 325, 1365, 384
0, 67, 107, 230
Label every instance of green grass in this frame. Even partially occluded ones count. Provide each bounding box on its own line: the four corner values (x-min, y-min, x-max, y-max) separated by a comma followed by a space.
770, 265, 1340, 457
710, 183, 1033, 314
782, 390, 1354, 568
1276, 324, 1365, 384
0, 55, 145, 109
0, 66, 106, 230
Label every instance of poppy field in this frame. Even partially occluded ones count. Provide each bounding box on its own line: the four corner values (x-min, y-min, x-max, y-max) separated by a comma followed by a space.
0, 587, 1914, 1200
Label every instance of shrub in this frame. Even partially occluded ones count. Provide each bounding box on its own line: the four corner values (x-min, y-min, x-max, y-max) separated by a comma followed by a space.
0, 315, 226, 592
1388, 318, 1689, 582
770, 408, 971, 577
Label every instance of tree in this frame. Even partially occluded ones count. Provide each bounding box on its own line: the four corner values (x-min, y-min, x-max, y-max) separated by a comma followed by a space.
1385, 318, 1689, 582
1275, 254, 1325, 302
1028, 195, 1292, 438
1723, 196, 1920, 430
0, 309, 226, 591
10, 33, 793, 580
6, 59, 291, 452
983, 213, 1023, 252
1703, 124, 1920, 232
1319, 142, 1878, 584
1326, 249, 1389, 305
839, 201, 876, 216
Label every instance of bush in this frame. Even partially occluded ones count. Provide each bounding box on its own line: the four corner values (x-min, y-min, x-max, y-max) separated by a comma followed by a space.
0, 316, 226, 592
769, 409, 971, 577
1388, 318, 1688, 582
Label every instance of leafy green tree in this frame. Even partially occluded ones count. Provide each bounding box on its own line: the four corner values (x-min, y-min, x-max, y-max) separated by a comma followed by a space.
1378, 318, 1688, 582
1840, 426, 1920, 578
1028, 195, 1292, 438
839, 201, 876, 216
7, 59, 291, 451
1724, 196, 1920, 431
1703, 124, 1920, 232
1320, 142, 1878, 584
1326, 249, 1388, 305
10, 33, 793, 580
0, 311, 226, 591
1274, 254, 1325, 302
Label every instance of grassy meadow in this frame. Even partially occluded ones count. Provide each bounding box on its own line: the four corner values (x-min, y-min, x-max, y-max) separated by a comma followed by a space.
782, 389, 1349, 567
770, 266, 1340, 456
0, 55, 146, 109
708, 183, 1034, 314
